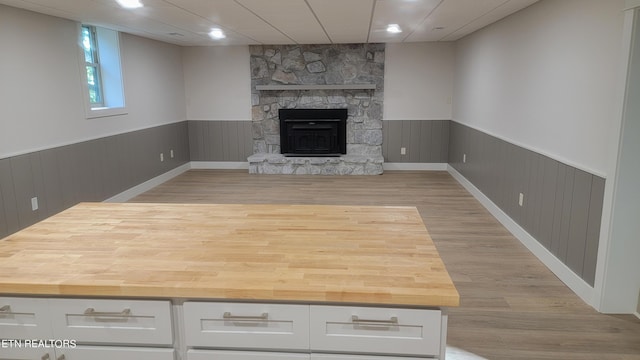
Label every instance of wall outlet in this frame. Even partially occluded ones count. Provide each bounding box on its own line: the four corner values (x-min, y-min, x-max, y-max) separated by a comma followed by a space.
519, 193, 524, 207
170, 149, 174, 158
463, 153, 467, 163
31, 197, 38, 211
400, 147, 406, 155
160, 153, 164, 162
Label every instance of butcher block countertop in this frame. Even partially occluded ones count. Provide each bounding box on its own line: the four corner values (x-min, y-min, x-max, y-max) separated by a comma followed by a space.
0, 203, 459, 307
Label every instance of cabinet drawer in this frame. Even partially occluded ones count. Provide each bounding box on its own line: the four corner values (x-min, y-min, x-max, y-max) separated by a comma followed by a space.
310, 306, 442, 357
184, 302, 309, 351
62, 346, 175, 360
0, 297, 52, 340
49, 299, 172, 346
188, 350, 309, 360
0, 347, 53, 360
311, 355, 428, 360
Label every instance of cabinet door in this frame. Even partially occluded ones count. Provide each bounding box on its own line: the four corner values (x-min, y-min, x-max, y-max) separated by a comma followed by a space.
310, 306, 442, 357
187, 350, 309, 360
0, 297, 52, 340
184, 302, 309, 351
61, 346, 174, 360
0, 347, 53, 360
49, 299, 172, 346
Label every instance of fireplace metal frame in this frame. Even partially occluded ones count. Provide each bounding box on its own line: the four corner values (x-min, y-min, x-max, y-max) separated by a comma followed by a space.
279, 109, 347, 157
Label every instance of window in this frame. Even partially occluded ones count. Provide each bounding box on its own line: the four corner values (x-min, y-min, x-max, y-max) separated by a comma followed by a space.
82, 25, 104, 107
80, 25, 126, 118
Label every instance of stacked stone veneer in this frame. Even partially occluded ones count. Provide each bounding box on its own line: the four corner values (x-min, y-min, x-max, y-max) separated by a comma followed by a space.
248, 43, 385, 175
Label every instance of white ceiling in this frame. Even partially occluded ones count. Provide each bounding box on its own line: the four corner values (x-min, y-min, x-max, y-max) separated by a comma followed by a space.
0, 0, 539, 46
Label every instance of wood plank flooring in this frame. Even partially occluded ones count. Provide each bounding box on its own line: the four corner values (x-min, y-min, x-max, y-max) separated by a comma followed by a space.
131, 170, 640, 360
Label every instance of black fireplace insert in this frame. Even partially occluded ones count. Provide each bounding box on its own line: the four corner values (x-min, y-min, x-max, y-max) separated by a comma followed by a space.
279, 109, 347, 156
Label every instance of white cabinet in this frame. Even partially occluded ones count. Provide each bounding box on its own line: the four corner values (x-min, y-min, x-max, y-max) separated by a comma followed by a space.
184, 302, 309, 351
0, 346, 54, 360
310, 355, 428, 360
188, 350, 310, 360
49, 299, 173, 346
63, 346, 175, 360
182, 303, 447, 360
310, 306, 442, 357
0, 346, 174, 360
0, 297, 52, 341
0, 298, 174, 360
3, 298, 449, 360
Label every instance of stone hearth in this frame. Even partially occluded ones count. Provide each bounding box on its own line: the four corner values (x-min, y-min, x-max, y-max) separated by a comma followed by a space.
248, 153, 384, 175
249, 43, 385, 175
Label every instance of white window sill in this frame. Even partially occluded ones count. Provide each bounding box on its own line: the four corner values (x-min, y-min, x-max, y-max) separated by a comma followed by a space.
86, 106, 128, 119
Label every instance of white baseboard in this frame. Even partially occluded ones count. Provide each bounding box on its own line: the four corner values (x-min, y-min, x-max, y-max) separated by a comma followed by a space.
447, 165, 597, 308
105, 163, 191, 203
190, 161, 249, 170
383, 163, 448, 171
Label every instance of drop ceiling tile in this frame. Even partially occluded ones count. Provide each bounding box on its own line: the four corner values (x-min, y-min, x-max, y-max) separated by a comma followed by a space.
405, 0, 507, 42
164, 0, 292, 44
0, 0, 26, 6
307, 0, 374, 44
369, 0, 442, 43
439, 0, 539, 41
0, 0, 109, 22
100, 0, 255, 44
236, 0, 330, 44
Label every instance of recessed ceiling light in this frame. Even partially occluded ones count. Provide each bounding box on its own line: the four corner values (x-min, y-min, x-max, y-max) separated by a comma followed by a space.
386, 24, 402, 34
209, 28, 226, 40
115, 0, 143, 9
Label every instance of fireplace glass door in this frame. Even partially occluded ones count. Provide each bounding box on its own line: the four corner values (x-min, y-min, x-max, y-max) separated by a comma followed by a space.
284, 120, 339, 156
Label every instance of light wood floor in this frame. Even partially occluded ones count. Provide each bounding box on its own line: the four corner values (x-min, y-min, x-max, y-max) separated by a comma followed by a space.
132, 170, 640, 360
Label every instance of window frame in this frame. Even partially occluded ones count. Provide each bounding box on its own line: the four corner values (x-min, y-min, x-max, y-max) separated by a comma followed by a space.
78, 23, 127, 119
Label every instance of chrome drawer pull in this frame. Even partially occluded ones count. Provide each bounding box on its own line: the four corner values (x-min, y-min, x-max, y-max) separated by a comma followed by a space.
84, 307, 131, 316
223, 312, 269, 321
351, 315, 398, 325
84, 307, 132, 320
0, 305, 11, 317
41, 354, 50, 360
57, 355, 66, 360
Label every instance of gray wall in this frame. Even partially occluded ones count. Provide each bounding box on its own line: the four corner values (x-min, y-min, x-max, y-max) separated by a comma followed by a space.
383, 120, 449, 163
0, 122, 189, 239
188, 119, 451, 164
449, 121, 604, 286
188, 121, 253, 161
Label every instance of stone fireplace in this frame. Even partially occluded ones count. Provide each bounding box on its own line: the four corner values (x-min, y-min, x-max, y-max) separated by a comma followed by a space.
247, 44, 385, 175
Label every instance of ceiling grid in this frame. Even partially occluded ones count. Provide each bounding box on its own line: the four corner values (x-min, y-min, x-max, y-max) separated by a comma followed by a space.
0, 0, 539, 45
